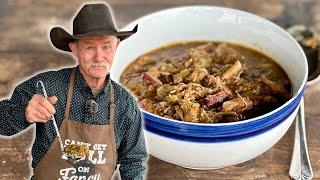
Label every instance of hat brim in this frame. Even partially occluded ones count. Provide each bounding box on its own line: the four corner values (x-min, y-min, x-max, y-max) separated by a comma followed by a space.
50, 24, 138, 52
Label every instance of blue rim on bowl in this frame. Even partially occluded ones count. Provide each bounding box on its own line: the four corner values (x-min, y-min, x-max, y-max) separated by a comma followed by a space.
143, 87, 304, 142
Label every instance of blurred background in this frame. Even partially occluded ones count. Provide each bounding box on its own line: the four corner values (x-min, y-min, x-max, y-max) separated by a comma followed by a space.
0, 0, 320, 179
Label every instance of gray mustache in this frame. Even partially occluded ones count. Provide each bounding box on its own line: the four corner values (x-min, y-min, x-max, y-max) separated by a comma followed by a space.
90, 63, 108, 67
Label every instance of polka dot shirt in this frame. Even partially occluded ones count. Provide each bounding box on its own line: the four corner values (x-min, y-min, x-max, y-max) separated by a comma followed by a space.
0, 66, 147, 180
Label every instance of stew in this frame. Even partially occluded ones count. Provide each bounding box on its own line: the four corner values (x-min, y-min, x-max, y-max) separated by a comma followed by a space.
120, 41, 292, 123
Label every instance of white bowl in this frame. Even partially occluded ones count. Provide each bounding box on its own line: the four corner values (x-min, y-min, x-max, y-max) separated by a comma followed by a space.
110, 6, 307, 169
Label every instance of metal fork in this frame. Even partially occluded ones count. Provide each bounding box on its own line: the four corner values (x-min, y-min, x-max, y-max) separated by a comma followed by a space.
289, 97, 313, 180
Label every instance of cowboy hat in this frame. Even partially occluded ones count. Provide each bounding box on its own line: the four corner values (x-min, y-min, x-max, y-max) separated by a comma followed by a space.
50, 3, 138, 52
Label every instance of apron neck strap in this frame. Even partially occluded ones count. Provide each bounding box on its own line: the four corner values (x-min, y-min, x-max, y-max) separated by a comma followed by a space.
64, 68, 76, 119
64, 67, 116, 126
109, 82, 115, 126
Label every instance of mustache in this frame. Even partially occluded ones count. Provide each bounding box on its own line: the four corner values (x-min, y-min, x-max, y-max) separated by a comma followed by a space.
89, 63, 108, 68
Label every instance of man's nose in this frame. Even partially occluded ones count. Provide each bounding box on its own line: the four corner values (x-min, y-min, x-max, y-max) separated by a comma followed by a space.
94, 47, 104, 62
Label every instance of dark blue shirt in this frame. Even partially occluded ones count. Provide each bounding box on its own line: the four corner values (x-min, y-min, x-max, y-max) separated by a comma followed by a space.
0, 66, 147, 180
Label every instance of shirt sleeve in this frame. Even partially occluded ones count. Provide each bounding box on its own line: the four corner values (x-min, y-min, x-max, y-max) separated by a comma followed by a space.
118, 94, 147, 180
0, 80, 35, 136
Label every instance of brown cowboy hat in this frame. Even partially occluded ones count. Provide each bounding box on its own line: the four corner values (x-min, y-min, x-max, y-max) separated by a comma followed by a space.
50, 3, 138, 52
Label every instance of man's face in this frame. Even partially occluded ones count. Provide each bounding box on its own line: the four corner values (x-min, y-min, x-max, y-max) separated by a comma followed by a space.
69, 35, 119, 79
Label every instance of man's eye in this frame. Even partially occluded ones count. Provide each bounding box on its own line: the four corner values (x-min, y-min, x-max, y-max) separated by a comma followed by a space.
86, 46, 93, 50
103, 45, 110, 50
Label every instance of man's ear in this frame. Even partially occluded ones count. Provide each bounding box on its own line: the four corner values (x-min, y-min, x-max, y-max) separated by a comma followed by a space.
69, 41, 78, 57
116, 38, 120, 48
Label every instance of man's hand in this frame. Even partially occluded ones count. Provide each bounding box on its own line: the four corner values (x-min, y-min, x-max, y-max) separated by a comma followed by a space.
25, 94, 58, 123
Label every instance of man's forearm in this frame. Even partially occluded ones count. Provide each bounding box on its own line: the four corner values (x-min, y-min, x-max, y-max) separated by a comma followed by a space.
119, 159, 147, 180
118, 102, 147, 179
118, 128, 147, 180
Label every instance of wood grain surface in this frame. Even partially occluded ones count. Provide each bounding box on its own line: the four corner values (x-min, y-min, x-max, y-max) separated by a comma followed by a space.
0, 0, 320, 179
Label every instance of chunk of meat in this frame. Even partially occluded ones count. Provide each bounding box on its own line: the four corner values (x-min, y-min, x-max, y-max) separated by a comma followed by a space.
181, 83, 215, 100
154, 101, 172, 116
173, 69, 191, 84
178, 99, 200, 122
222, 97, 253, 112
196, 42, 216, 53
139, 99, 155, 113
123, 72, 141, 78
174, 105, 184, 120
183, 58, 194, 68
188, 68, 209, 83
260, 75, 285, 93
142, 72, 162, 86
216, 79, 232, 95
136, 56, 157, 69
221, 61, 242, 80
158, 63, 177, 73
140, 84, 158, 100
166, 94, 180, 104
159, 72, 173, 84
202, 75, 219, 87
129, 64, 143, 73
156, 84, 175, 101
214, 43, 242, 64
147, 62, 177, 78
199, 91, 229, 106
202, 75, 232, 95
198, 109, 212, 123
186, 48, 212, 68
173, 73, 183, 84
212, 112, 245, 123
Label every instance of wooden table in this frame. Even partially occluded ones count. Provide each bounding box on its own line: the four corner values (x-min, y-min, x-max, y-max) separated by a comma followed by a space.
0, 0, 320, 179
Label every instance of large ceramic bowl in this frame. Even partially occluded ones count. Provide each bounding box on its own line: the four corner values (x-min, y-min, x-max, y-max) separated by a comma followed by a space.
110, 6, 307, 169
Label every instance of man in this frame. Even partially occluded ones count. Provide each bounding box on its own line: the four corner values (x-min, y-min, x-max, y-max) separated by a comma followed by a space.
0, 3, 147, 180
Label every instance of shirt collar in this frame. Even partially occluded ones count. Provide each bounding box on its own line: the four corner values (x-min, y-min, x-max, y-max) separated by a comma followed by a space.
74, 65, 111, 95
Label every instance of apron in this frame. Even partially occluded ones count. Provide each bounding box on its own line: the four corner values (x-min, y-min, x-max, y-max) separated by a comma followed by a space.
33, 68, 117, 180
